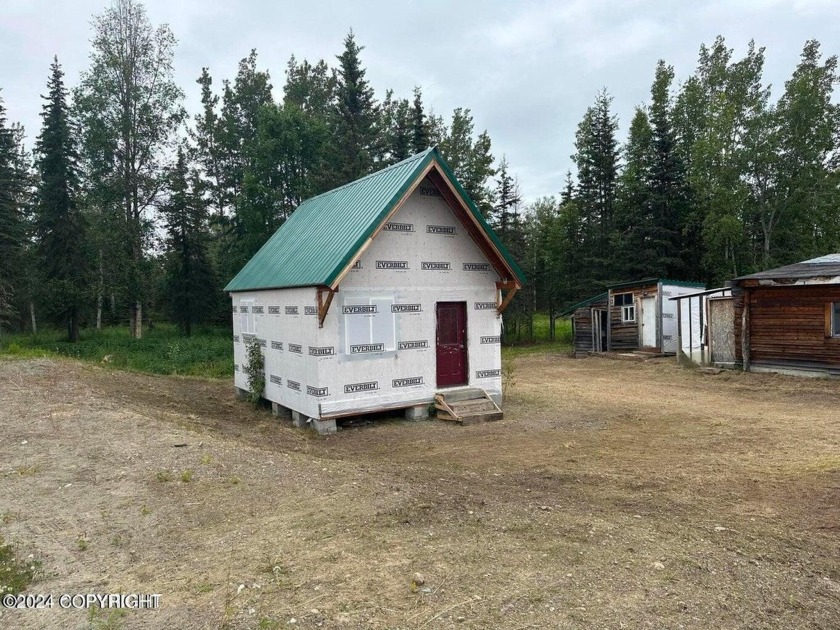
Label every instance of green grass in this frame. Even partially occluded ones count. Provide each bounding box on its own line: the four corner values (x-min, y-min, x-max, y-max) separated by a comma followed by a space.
502, 313, 573, 357
0, 323, 233, 378
0, 535, 40, 595
0, 314, 571, 379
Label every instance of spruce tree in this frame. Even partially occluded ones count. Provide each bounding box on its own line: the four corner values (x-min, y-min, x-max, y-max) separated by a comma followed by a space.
492, 156, 521, 241
770, 40, 840, 264
161, 148, 215, 336
0, 93, 26, 333
410, 87, 430, 153
333, 31, 378, 184
647, 61, 688, 278
34, 57, 89, 342
572, 89, 619, 287
614, 107, 657, 279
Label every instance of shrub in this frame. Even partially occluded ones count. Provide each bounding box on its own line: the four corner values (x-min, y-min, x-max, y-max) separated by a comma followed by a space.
243, 339, 265, 406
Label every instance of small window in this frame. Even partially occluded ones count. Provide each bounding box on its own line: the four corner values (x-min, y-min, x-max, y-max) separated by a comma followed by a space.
613, 292, 633, 306
613, 293, 635, 322
344, 296, 396, 353
240, 299, 255, 335
832, 302, 840, 337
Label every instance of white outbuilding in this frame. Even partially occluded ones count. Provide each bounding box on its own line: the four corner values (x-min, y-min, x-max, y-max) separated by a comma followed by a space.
225, 148, 525, 433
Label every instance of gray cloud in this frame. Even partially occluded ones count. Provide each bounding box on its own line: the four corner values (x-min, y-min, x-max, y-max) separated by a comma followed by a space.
2, 0, 838, 201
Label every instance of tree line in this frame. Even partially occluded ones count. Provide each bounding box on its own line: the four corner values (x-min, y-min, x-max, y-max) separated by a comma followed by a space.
510, 36, 839, 341
0, 0, 499, 341
0, 0, 837, 345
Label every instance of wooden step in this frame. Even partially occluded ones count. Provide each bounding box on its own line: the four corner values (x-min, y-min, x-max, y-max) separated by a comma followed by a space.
449, 399, 497, 414
459, 410, 504, 425
437, 387, 486, 403
435, 410, 460, 422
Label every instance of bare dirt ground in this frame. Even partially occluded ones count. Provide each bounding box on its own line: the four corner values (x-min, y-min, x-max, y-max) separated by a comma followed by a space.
1, 354, 839, 630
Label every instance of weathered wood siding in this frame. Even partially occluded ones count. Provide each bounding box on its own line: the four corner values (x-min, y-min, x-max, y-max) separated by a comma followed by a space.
709, 297, 736, 364
735, 285, 840, 368
608, 283, 657, 350
572, 295, 609, 353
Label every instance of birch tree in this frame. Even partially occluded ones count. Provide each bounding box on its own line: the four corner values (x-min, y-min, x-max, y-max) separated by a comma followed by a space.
76, 0, 184, 338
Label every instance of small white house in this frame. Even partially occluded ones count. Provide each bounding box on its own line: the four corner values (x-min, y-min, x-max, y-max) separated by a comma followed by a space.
225, 148, 525, 433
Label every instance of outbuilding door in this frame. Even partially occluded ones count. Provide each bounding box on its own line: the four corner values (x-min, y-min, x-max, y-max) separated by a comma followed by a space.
436, 302, 468, 387
592, 308, 607, 352
708, 297, 736, 364
640, 296, 657, 347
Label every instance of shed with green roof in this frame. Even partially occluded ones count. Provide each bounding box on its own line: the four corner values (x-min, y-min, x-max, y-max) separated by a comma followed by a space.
228, 148, 524, 432
563, 278, 705, 356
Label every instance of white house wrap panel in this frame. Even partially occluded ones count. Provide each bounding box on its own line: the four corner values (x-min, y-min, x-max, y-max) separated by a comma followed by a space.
660, 283, 704, 354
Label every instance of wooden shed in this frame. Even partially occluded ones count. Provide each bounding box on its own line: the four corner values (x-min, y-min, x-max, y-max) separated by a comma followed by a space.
224, 148, 525, 432
732, 254, 840, 376
563, 278, 704, 356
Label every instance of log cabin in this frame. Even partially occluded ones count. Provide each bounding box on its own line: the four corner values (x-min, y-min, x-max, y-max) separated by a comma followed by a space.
731, 254, 840, 376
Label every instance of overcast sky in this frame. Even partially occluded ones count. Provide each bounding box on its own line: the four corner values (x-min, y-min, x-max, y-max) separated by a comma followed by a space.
3, 0, 839, 201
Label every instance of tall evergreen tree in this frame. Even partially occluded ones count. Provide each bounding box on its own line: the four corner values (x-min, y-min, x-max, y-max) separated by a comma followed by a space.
34, 58, 88, 342
378, 90, 411, 165
572, 89, 619, 287
0, 93, 26, 333
410, 86, 430, 153
192, 68, 225, 218
332, 31, 378, 184
217, 50, 274, 217
491, 156, 521, 240
614, 107, 657, 279
161, 148, 214, 336
647, 61, 688, 278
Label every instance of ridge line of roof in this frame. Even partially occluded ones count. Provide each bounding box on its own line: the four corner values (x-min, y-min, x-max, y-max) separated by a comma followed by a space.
299, 147, 435, 206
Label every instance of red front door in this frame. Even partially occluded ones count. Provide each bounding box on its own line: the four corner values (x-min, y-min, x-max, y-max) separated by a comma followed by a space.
436, 302, 468, 387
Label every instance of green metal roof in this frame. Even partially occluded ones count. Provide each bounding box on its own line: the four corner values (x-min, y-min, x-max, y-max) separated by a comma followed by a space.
224, 147, 525, 292
606, 278, 705, 291
558, 292, 608, 317
559, 278, 706, 316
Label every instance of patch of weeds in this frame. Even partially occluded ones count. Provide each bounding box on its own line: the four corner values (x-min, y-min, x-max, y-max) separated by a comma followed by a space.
140, 505, 151, 517
1, 511, 13, 525
0, 535, 40, 594
180, 469, 194, 483
502, 355, 516, 401
227, 476, 241, 485
77, 537, 88, 551
87, 607, 128, 629
110, 534, 130, 548
156, 470, 172, 483
200, 453, 212, 465
195, 582, 213, 594
258, 617, 280, 629
166, 342, 182, 375
262, 560, 291, 587
16, 464, 40, 476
